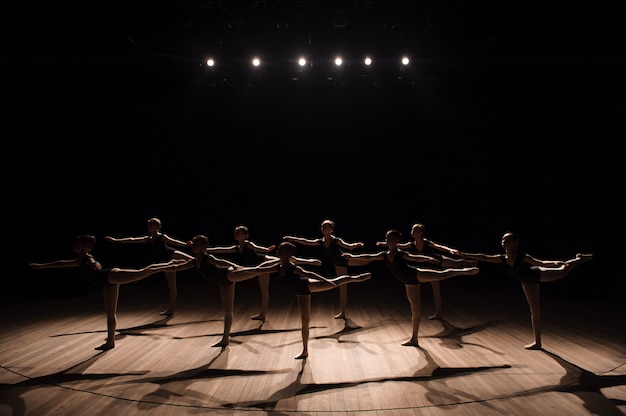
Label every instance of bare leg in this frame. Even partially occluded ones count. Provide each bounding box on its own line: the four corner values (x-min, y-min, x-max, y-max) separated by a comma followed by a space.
227, 264, 277, 283
251, 273, 270, 321
522, 282, 542, 350
296, 294, 311, 359
416, 267, 479, 283
161, 271, 177, 316
308, 272, 372, 293
97, 284, 120, 350
107, 260, 186, 285
160, 251, 193, 316
426, 257, 476, 320
523, 254, 591, 349
402, 284, 421, 347
334, 265, 348, 319
441, 257, 479, 269
214, 284, 235, 347
428, 280, 443, 320
335, 286, 348, 319
539, 253, 593, 282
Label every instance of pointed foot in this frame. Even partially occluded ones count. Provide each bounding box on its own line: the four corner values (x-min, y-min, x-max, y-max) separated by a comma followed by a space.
251, 313, 266, 321
524, 342, 542, 350
95, 343, 115, 351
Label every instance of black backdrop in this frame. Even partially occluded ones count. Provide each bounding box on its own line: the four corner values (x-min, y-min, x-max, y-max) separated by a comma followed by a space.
5, 1, 625, 302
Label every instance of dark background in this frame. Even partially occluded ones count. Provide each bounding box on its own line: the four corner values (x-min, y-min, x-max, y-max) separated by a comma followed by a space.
4, 1, 624, 302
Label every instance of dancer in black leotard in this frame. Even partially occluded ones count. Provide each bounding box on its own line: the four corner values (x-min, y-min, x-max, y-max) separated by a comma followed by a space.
457, 232, 593, 350
173, 234, 299, 347
377, 223, 477, 320
105, 217, 193, 316
283, 219, 366, 320
206, 224, 324, 321
206, 225, 277, 321
29, 235, 187, 350
270, 242, 372, 359
343, 230, 479, 347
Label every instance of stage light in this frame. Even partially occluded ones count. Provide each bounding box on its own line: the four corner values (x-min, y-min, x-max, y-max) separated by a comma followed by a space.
252, 57, 261, 67
298, 57, 307, 67
334, 56, 343, 66
364, 56, 372, 66
401, 56, 410, 66
206, 58, 215, 67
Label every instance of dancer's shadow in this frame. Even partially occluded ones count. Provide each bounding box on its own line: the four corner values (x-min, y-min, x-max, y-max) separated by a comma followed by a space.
230, 321, 321, 339
50, 316, 217, 341
222, 357, 309, 410
418, 346, 511, 413
311, 318, 395, 355
109, 347, 294, 411
172, 320, 326, 343
537, 348, 626, 414
0, 351, 147, 416
424, 318, 507, 354
312, 317, 364, 343
224, 345, 511, 411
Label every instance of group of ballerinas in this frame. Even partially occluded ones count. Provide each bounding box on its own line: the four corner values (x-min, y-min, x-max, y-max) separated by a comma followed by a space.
29, 217, 593, 357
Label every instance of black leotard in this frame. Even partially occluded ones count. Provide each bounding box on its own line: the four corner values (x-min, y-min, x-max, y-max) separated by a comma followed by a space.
500, 253, 541, 284
275, 263, 310, 295
235, 241, 266, 266
383, 250, 420, 285
193, 255, 233, 286
319, 237, 349, 267
408, 240, 444, 266
79, 256, 115, 287
146, 233, 176, 263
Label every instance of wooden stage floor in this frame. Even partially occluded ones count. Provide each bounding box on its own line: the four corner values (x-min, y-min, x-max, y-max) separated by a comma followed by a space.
1, 272, 625, 416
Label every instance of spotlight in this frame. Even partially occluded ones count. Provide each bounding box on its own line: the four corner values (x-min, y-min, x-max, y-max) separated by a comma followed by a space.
206, 58, 215, 67
298, 57, 307, 67
334, 56, 343, 66
364, 56, 372, 66
401, 56, 410, 66
252, 57, 261, 67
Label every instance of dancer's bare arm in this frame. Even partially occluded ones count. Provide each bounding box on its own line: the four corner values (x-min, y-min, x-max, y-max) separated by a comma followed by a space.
282, 236, 320, 246
457, 252, 501, 263
104, 235, 149, 244
29, 258, 80, 269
